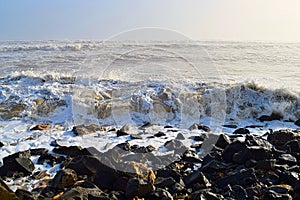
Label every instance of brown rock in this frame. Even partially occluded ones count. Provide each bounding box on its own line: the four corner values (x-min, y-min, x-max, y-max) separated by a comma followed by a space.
51, 169, 78, 190
72, 124, 106, 135
0, 178, 19, 200
30, 124, 51, 131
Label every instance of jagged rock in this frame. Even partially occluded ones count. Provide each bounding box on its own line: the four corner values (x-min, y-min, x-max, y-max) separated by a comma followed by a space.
175, 133, 185, 140
51, 169, 78, 190
263, 189, 292, 200
267, 129, 300, 146
37, 153, 65, 166
233, 128, 250, 135
183, 171, 211, 188
29, 148, 49, 156
259, 113, 282, 122
0, 142, 3, 148
30, 124, 50, 131
125, 178, 154, 199
164, 139, 188, 154
130, 134, 142, 140
15, 189, 36, 200
146, 188, 173, 200
214, 134, 231, 149
222, 141, 247, 163
261, 173, 279, 185
189, 123, 211, 132
0, 157, 34, 177
278, 154, 297, 166
227, 185, 248, 200
295, 119, 300, 127
72, 124, 106, 135
116, 130, 129, 137
32, 98, 66, 117
155, 177, 177, 188
0, 178, 19, 200
154, 131, 166, 137
215, 168, 257, 188
0, 102, 26, 120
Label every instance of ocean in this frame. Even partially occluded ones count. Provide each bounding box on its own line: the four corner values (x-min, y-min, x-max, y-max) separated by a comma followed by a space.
0, 40, 299, 192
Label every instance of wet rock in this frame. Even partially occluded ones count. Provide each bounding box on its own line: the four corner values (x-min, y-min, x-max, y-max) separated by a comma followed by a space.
30, 124, 51, 131
276, 170, 299, 187
278, 154, 297, 166
154, 131, 166, 137
263, 189, 292, 200
189, 123, 211, 132
267, 184, 292, 194
192, 190, 224, 200
32, 98, 66, 117
190, 143, 203, 151
259, 113, 282, 122
15, 189, 36, 200
116, 130, 129, 137
37, 153, 65, 166
228, 185, 248, 200
189, 135, 207, 142
233, 128, 250, 135
72, 124, 106, 135
29, 148, 49, 156
146, 188, 173, 200
52, 145, 84, 157
59, 181, 111, 200
223, 124, 238, 129
283, 140, 300, 153
3, 150, 31, 164
0, 142, 3, 148
116, 142, 131, 151
215, 168, 257, 188
200, 160, 227, 174
245, 134, 273, 149
130, 134, 142, 140
267, 129, 300, 146
222, 141, 247, 163
0, 157, 35, 177
66, 155, 101, 177
125, 178, 154, 199
256, 159, 276, 170
155, 177, 177, 189
164, 139, 188, 154
51, 169, 77, 190
131, 145, 155, 153
183, 171, 211, 188
0, 178, 19, 200
261, 172, 279, 185
182, 150, 202, 163
214, 134, 231, 149
0, 102, 26, 120
295, 119, 300, 127
175, 133, 185, 140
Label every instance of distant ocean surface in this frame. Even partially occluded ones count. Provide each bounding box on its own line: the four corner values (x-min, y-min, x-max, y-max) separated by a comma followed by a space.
0, 40, 299, 128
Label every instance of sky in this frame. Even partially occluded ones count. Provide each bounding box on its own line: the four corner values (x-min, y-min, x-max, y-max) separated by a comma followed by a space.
0, 0, 300, 41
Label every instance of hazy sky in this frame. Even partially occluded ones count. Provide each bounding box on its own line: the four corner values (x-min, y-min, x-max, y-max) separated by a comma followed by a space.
1, 0, 300, 41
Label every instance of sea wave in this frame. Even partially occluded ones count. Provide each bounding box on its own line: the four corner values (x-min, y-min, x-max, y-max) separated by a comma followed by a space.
0, 74, 298, 128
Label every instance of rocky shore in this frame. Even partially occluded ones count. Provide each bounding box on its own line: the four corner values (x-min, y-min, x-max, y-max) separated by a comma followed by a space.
0, 122, 300, 200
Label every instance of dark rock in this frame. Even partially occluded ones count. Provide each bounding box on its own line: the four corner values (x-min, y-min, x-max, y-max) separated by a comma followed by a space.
215, 168, 257, 188
189, 135, 207, 141
15, 189, 36, 200
263, 189, 292, 200
261, 173, 279, 185
29, 148, 48, 156
190, 142, 203, 151
30, 124, 51, 131
183, 171, 211, 188
176, 133, 185, 140
120, 124, 131, 132
131, 145, 155, 153
245, 134, 273, 149
125, 178, 154, 199
283, 140, 300, 153
51, 169, 77, 189
72, 124, 106, 135
0, 157, 35, 177
259, 113, 282, 122
182, 150, 202, 163
200, 160, 227, 174
189, 123, 211, 132
154, 131, 166, 137
0, 178, 19, 200
37, 153, 65, 166
0, 142, 4, 148
156, 168, 182, 182
268, 184, 292, 194
116, 142, 131, 151
228, 185, 248, 200
233, 128, 250, 135
223, 124, 238, 129
278, 154, 297, 166
130, 134, 142, 140
192, 190, 224, 200
59, 181, 111, 200
3, 150, 31, 164
245, 125, 264, 128
116, 130, 129, 137
52, 145, 83, 157
164, 125, 173, 129
66, 155, 100, 177
295, 119, 300, 127
155, 177, 176, 188
146, 188, 173, 200
276, 170, 299, 187
214, 134, 231, 149
164, 139, 188, 154
256, 159, 276, 170
113, 177, 129, 191
267, 129, 300, 146
222, 141, 247, 163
